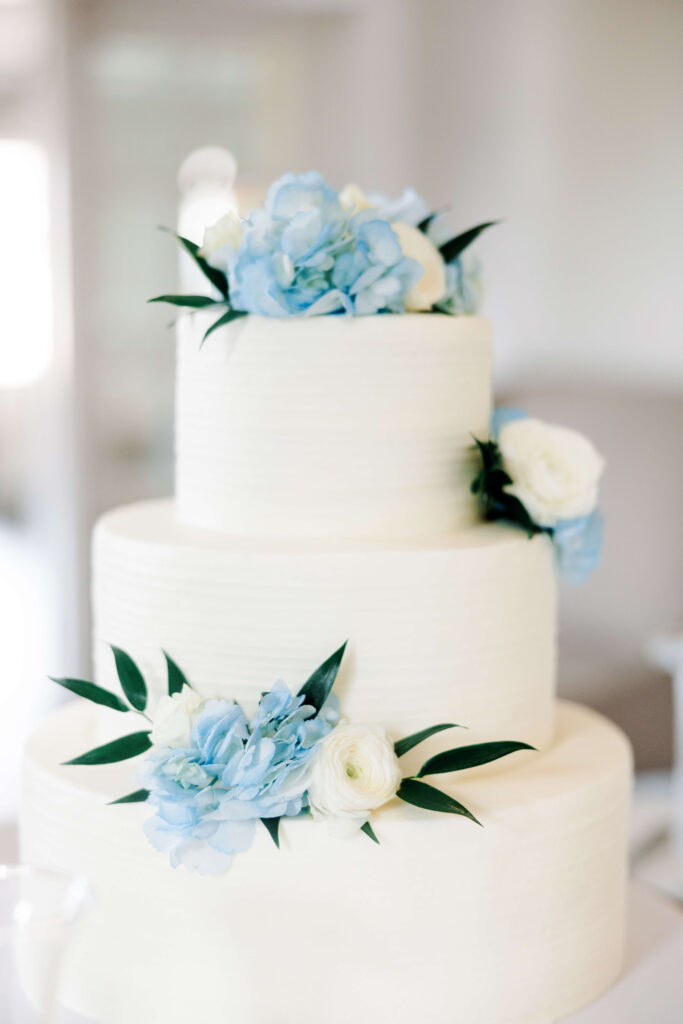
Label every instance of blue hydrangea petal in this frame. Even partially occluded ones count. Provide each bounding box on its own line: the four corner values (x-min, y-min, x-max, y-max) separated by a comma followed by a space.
553, 509, 604, 585
490, 407, 528, 438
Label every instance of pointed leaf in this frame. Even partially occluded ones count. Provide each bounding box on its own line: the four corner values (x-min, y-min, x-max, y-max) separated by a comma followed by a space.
148, 294, 220, 308
63, 731, 152, 766
297, 641, 348, 713
109, 789, 150, 805
110, 646, 147, 712
261, 817, 281, 849
170, 231, 229, 297
394, 723, 461, 759
439, 221, 499, 264
49, 676, 130, 713
360, 821, 380, 844
201, 308, 248, 345
417, 211, 443, 234
397, 778, 481, 825
163, 651, 191, 697
417, 740, 535, 778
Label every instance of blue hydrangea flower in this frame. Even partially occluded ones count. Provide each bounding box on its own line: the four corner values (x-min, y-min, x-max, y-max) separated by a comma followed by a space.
553, 509, 604, 585
143, 683, 339, 875
436, 253, 482, 315
490, 406, 528, 438
365, 187, 431, 228
226, 172, 421, 317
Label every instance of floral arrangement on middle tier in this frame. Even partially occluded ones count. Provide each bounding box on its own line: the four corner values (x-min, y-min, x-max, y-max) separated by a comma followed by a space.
473, 409, 605, 583
53, 644, 532, 875
150, 171, 495, 340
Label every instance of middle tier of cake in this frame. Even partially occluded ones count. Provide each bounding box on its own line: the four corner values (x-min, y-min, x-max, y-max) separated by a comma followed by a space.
92, 500, 557, 754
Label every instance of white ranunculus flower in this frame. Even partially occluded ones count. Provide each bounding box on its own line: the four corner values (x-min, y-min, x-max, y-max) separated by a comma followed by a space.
339, 183, 373, 213
498, 417, 605, 528
390, 222, 446, 311
198, 212, 243, 258
308, 724, 403, 836
150, 690, 204, 748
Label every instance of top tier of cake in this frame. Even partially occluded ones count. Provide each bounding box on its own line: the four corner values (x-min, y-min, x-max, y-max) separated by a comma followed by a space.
175, 312, 492, 538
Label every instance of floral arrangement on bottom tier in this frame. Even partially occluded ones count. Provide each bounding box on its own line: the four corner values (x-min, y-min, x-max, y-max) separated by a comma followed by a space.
472, 409, 605, 584
52, 644, 533, 875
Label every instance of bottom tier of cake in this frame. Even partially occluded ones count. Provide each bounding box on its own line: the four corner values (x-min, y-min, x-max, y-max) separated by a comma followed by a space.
21, 700, 631, 1024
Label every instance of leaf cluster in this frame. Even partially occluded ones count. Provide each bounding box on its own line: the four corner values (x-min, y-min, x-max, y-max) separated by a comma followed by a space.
148, 232, 246, 344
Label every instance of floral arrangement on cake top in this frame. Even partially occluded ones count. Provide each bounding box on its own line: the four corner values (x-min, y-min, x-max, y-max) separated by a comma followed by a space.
150, 171, 495, 342
472, 409, 605, 584
52, 644, 532, 875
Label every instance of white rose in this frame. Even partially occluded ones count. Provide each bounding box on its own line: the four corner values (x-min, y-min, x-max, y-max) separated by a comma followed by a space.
498, 417, 605, 528
150, 690, 204, 748
308, 724, 403, 836
198, 212, 243, 258
391, 222, 446, 311
339, 183, 373, 213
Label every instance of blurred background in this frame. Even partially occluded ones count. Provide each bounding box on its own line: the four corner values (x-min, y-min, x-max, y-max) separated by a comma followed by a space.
0, 0, 682, 881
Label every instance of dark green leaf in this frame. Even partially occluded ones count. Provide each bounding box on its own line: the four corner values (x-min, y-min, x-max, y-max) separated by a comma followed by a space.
108, 789, 150, 805
417, 211, 443, 234
297, 641, 348, 713
397, 778, 481, 825
394, 723, 461, 759
63, 731, 152, 766
439, 221, 499, 264
49, 676, 130, 713
147, 294, 220, 308
110, 646, 147, 712
417, 740, 535, 777
163, 651, 191, 697
261, 817, 281, 849
169, 231, 229, 297
201, 308, 248, 345
360, 820, 380, 844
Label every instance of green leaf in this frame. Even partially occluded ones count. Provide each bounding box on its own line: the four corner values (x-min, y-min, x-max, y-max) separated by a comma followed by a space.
148, 294, 220, 308
163, 651, 191, 697
360, 820, 380, 844
201, 308, 248, 345
63, 731, 152, 766
439, 221, 499, 264
169, 231, 229, 297
394, 723, 461, 759
261, 817, 281, 849
417, 740, 535, 777
110, 646, 147, 712
397, 778, 481, 825
108, 789, 150, 805
417, 211, 441, 234
49, 676, 130, 713
297, 641, 348, 713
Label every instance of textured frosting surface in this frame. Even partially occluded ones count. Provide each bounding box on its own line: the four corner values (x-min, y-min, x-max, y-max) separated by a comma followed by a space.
21, 700, 632, 1024
175, 313, 492, 537
92, 500, 557, 757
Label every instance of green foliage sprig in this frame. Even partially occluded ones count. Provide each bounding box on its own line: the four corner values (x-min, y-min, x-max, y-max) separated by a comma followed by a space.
148, 231, 246, 345
471, 437, 550, 537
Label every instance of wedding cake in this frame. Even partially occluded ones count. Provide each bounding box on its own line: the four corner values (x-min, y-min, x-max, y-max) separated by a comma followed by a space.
21, 173, 631, 1024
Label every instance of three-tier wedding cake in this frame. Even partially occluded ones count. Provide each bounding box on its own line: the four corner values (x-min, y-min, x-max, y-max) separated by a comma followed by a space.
21, 173, 631, 1024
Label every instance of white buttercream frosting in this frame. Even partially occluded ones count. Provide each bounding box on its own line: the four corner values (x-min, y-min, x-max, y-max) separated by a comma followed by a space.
175, 312, 492, 538
90, 500, 557, 760
21, 700, 631, 1024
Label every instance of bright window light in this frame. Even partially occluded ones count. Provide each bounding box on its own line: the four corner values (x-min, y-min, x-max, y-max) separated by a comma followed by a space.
0, 139, 53, 389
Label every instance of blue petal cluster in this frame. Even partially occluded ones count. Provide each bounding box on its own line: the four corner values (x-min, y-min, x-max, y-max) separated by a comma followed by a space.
553, 509, 604, 585
227, 172, 422, 317
143, 682, 339, 875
